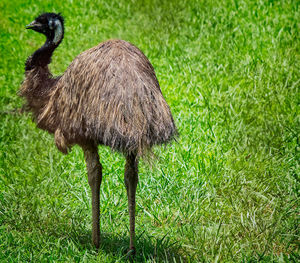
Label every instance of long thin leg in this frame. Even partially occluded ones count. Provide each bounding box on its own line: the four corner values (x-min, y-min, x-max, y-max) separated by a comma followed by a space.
124, 153, 139, 254
83, 143, 102, 248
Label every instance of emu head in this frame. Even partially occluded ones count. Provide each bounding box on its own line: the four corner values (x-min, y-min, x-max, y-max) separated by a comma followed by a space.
26, 13, 64, 45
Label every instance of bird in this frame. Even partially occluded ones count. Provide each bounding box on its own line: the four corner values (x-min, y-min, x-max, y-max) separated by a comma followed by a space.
20, 12, 177, 254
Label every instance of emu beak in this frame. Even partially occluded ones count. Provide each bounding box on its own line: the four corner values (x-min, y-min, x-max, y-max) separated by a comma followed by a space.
26, 20, 41, 30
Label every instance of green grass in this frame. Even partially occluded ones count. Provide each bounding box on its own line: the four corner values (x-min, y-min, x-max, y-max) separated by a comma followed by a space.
0, 0, 299, 262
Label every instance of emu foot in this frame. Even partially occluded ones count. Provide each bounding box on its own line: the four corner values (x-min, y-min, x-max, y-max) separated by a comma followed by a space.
92, 230, 100, 249
92, 237, 100, 249
126, 247, 136, 261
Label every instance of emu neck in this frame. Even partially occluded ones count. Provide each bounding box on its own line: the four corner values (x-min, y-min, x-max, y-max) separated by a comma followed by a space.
25, 39, 58, 71
21, 37, 61, 124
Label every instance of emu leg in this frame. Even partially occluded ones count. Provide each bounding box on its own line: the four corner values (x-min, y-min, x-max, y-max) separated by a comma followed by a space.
124, 153, 139, 254
83, 144, 102, 248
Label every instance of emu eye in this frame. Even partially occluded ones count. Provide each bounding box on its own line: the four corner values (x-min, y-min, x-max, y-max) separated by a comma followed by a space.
48, 19, 55, 30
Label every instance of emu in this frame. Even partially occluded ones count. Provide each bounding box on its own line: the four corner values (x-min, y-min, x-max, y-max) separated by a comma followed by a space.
20, 13, 176, 253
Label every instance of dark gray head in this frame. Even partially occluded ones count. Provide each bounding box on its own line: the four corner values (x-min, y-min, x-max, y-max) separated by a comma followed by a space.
26, 13, 64, 45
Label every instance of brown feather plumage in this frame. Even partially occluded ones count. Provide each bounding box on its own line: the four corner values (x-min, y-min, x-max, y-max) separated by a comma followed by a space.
21, 39, 177, 156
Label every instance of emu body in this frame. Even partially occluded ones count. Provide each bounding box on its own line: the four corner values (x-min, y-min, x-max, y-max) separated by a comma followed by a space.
20, 13, 176, 253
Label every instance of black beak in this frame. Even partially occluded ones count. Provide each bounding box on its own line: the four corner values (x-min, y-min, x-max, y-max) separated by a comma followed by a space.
26, 20, 42, 30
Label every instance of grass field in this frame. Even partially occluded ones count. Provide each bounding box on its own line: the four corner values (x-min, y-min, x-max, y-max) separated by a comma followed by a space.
0, 0, 299, 262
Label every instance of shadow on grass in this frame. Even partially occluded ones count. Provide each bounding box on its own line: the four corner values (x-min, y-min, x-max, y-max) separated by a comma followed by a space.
69, 227, 185, 262
1, 174, 185, 261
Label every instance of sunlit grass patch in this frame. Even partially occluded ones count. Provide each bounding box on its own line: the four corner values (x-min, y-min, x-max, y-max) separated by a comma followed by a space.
0, 0, 299, 262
